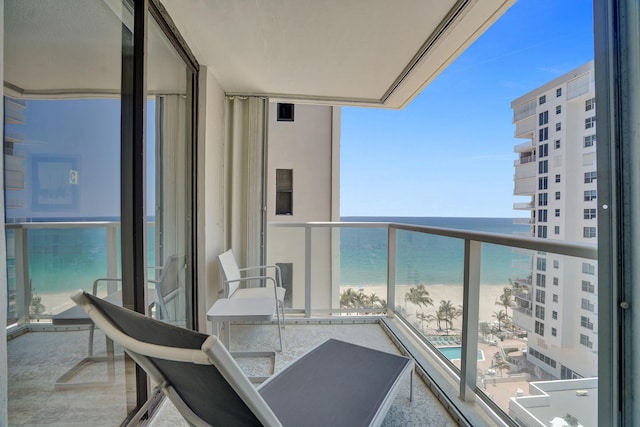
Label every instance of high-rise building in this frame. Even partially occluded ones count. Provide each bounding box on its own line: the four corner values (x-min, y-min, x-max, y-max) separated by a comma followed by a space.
511, 61, 598, 380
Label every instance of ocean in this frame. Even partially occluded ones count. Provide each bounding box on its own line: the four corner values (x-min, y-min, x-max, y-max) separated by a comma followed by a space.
340, 217, 531, 286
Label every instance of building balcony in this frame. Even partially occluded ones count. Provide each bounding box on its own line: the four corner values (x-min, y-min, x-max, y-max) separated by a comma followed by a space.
6, 220, 597, 427
514, 139, 534, 153
514, 176, 536, 195
514, 115, 536, 138
513, 217, 534, 225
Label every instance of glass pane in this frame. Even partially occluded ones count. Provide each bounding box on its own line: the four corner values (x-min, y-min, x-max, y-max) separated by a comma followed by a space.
146, 12, 194, 327
4, 0, 132, 424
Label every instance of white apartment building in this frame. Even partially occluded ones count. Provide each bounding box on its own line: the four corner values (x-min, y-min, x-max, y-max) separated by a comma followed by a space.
511, 62, 598, 380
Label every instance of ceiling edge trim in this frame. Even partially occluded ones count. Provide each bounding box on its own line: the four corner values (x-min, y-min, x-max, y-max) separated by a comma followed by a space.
380, 0, 471, 104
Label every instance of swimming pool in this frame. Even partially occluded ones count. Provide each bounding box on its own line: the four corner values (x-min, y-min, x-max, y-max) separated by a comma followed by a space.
439, 346, 485, 361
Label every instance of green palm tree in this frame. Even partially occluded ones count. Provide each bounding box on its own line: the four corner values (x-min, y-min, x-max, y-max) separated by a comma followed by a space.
496, 286, 514, 316
404, 284, 433, 315
492, 309, 509, 332
437, 299, 462, 335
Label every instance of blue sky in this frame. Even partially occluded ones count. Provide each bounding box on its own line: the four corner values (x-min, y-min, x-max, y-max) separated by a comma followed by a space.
340, 0, 594, 218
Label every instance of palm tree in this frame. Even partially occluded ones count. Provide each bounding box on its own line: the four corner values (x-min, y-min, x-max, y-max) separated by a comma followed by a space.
496, 286, 514, 316
493, 359, 511, 377
340, 288, 359, 309
437, 299, 462, 335
404, 284, 433, 314
492, 309, 509, 332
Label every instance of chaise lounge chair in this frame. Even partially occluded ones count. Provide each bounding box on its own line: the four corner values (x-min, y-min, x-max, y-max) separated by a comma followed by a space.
71, 290, 414, 426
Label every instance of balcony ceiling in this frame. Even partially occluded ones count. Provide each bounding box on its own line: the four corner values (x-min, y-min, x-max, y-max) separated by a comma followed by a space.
162, 0, 515, 108
4, 0, 515, 108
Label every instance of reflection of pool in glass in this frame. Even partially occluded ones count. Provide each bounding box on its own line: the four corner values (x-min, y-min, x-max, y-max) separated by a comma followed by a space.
439, 346, 484, 361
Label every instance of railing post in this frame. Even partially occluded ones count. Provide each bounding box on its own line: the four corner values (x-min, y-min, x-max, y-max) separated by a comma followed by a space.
460, 239, 481, 402
106, 223, 119, 294
14, 227, 30, 324
305, 225, 311, 318
387, 227, 396, 318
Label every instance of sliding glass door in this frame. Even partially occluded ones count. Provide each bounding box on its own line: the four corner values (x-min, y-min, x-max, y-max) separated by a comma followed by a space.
3, 0, 196, 424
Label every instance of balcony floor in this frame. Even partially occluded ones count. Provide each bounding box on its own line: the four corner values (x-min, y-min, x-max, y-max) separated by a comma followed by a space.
149, 321, 457, 426
8, 320, 457, 426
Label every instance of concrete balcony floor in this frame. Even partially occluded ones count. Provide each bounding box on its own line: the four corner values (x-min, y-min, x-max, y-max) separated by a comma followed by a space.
8, 321, 457, 426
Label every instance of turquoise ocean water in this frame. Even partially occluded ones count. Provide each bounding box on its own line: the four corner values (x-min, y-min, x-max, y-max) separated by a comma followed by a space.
340, 217, 530, 287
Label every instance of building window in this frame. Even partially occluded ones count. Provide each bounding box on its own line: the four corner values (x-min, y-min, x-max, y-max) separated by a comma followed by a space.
552, 328, 557, 337
538, 177, 548, 190
556, 105, 562, 114
556, 88, 562, 97
582, 280, 595, 293
276, 103, 295, 121
537, 225, 548, 238
585, 97, 596, 111
535, 305, 545, 320
552, 311, 558, 320
584, 208, 597, 220
555, 122, 561, 131
584, 190, 597, 201
552, 294, 558, 303
583, 226, 597, 238
536, 289, 546, 304
581, 316, 594, 330
555, 191, 561, 200
535, 320, 545, 336
538, 209, 548, 222
585, 171, 597, 183
553, 277, 559, 286
555, 209, 560, 217
582, 262, 596, 275
276, 263, 293, 308
539, 95, 546, 105
553, 260, 559, 268
536, 273, 546, 287
530, 348, 556, 368
554, 139, 561, 149
276, 169, 293, 215
537, 257, 547, 271
539, 143, 549, 158
539, 111, 549, 126
554, 226, 560, 235
538, 193, 548, 206
581, 298, 595, 312
584, 134, 596, 147
580, 334, 593, 349
585, 116, 596, 129
539, 160, 548, 174
555, 174, 561, 183
539, 127, 549, 141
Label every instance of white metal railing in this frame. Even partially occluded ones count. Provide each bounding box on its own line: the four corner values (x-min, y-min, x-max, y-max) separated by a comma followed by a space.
514, 155, 536, 166
268, 221, 597, 425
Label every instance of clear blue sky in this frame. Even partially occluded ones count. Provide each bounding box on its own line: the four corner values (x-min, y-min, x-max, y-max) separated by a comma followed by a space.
340, 0, 594, 218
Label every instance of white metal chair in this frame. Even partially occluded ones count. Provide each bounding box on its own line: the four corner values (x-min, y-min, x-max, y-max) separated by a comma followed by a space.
217, 249, 286, 331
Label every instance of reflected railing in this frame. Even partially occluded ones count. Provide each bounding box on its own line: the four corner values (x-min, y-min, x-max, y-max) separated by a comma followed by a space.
268, 221, 598, 426
5, 221, 160, 325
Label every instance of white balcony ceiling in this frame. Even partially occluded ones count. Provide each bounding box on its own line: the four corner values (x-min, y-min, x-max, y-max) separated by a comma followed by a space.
163, 0, 515, 108
4, 0, 515, 108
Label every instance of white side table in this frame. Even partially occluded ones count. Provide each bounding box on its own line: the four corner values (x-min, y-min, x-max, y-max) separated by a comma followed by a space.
207, 297, 280, 381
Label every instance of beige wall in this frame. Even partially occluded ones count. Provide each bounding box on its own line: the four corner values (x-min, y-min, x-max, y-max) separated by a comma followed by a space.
196, 67, 226, 332
266, 104, 340, 310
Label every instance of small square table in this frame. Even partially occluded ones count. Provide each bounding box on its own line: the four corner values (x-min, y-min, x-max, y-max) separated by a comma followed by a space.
207, 297, 280, 381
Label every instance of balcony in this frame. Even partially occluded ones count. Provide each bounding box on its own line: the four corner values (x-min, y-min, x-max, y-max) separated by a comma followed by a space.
514, 139, 534, 153
514, 176, 536, 195
7, 220, 597, 426
513, 201, 534, 210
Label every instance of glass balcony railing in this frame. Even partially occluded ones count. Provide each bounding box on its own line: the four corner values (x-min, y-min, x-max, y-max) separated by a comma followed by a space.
268, 221, 598, 426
